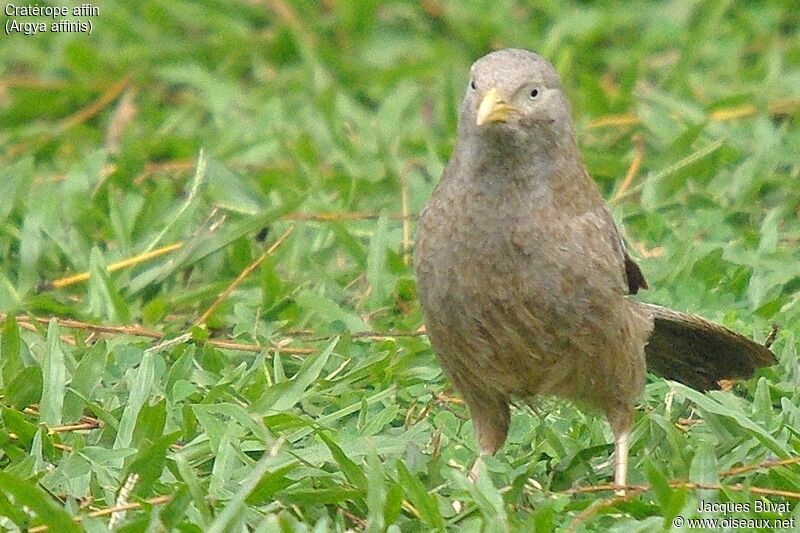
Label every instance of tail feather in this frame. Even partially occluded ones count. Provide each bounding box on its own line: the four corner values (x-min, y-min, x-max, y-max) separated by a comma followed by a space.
632, 302, 776, 391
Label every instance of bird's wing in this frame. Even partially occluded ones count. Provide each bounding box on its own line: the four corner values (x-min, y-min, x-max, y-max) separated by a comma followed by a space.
609, 218, 648, 295
553, 166, 647, 297
581, 201, 648, 296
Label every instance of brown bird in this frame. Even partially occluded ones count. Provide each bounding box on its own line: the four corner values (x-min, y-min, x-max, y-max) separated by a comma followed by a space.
414, 48, 776, 489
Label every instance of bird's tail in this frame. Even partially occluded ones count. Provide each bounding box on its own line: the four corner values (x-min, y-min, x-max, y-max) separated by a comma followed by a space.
631, 301, 776, 390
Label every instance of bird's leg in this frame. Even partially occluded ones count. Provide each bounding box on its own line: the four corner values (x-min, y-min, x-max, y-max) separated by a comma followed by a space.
465, 395, 509, 481
608, 411, 632, 496
613, 427, 629, 495
468, 454, 485, 482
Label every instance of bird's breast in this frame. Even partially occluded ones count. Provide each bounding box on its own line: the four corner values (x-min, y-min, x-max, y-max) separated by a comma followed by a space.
416, 183, 571, 312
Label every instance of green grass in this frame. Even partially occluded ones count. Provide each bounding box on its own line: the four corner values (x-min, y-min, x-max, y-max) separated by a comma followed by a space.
1, 1, 799, 530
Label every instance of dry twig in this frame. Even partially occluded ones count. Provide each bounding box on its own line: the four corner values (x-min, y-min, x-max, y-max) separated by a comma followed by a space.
27, 495, 172, 533
195, 225, 294, 325
612, 134, 645, 202
41, 242, 184, 291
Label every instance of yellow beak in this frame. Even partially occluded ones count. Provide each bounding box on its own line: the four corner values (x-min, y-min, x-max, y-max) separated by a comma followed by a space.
476, 87, 516, 126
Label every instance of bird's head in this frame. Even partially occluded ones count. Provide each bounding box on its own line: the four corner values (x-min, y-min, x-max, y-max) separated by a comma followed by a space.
458, 49, 575, 153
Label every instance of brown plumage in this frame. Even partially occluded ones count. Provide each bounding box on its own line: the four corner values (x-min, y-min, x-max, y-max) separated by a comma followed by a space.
413, 49, 776, 489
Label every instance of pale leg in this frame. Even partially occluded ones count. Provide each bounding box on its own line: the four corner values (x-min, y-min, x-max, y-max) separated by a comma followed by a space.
468, 454, 485, 481
613, 427, 629, 496
464, 395, 509, 482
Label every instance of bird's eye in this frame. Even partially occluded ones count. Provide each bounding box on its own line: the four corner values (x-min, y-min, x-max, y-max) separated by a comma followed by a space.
529, 88, 540, 99
469, 79, 477, 91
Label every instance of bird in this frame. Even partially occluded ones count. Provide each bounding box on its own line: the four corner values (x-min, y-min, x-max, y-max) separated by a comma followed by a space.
413, 48, 776, 490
